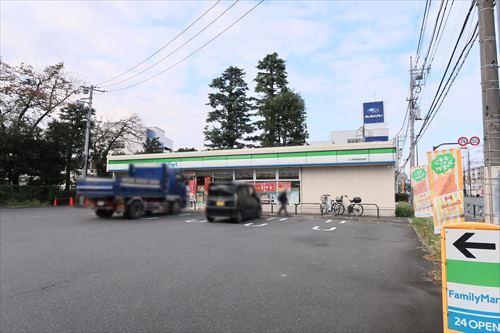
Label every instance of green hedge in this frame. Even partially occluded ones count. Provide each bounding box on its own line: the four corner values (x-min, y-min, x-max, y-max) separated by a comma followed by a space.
395, 201, 415, 217
0, 185, 76, 206
395, 192, 409, 202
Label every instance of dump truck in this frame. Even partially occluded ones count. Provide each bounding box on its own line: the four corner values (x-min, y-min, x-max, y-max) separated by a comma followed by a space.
77, 164, 187, 219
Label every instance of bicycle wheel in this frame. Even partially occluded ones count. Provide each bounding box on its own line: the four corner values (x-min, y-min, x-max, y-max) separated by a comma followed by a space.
351, 204, 364, 216
333, 203, 344, 215
320, 204, 326, 216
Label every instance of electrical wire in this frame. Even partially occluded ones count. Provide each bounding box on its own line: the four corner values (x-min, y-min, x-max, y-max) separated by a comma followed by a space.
97, 1, 222, 86
102, 0, 239, 88
416, 0, 431, 59
107, 0, 265, 93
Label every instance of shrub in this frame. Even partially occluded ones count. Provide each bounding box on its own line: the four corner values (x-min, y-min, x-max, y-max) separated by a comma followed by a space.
395, 201, 414, 217
0, 185, 76, 206
395, 192, 409, 202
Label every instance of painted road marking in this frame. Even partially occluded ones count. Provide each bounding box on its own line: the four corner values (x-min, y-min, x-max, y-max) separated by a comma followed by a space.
142, 217, 158, 220
325, 219, 332, 223
185, 219, 207, 223
244, 223, 268, 227
266, 217, 275, 221
279, 218, 287, 221
340, 220, 347, 224
312, 226, 337, 231
179, 213, 191, 216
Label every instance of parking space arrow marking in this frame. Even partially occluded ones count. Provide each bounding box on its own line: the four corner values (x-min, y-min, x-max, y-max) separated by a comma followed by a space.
453, 232, 496, 258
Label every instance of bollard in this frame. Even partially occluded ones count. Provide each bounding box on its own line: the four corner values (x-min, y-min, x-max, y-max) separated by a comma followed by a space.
53, 198, 58, 206
69, 196, 74, 207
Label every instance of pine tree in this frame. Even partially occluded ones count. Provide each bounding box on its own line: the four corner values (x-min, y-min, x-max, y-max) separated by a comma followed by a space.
143, 137, 163, 153
204, 66, 255, 149
255, 53, 307, 146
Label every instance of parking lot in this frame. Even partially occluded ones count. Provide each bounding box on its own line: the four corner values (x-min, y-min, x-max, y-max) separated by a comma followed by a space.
1, 207, 441, 333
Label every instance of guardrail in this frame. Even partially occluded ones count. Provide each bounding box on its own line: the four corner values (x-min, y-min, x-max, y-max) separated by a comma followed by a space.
465, 203, 484, 219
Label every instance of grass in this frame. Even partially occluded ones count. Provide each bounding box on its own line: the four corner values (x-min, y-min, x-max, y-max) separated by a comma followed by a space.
1, 199, 49, 208
411, 217, 442, 284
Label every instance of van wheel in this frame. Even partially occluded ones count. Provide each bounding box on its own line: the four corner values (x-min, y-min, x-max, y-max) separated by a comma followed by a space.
207, 216, 215, 222
126, 200, 144, 219
233, 211, 243, 224
95, 209, 113, 218
170, 201, 181, 215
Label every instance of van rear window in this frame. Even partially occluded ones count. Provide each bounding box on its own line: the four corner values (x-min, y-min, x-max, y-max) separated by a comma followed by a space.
208, 185, 236, 197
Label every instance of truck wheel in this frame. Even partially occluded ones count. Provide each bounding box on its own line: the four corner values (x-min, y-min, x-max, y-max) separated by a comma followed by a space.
170, 201, 181, 215
95, 209, 114, 218
126, 200, 144, 219
207, 216, 215, 222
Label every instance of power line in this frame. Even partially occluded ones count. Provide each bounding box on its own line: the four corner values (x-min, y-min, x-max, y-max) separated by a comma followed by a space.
416, 0, 431, 59
416, 0, 476, 138
107, 0, 265, 93
97, 0, 222, 86
103, 0, 239, 88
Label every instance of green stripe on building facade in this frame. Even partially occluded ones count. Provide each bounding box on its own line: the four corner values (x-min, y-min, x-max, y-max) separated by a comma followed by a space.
108, 148, 395, 165
446, 259, 500, 288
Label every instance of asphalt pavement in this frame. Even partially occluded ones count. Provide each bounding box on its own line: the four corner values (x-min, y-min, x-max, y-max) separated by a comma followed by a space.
1, 207, 442, 333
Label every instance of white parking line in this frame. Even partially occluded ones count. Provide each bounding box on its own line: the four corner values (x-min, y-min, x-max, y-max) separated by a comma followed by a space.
142, 217, 158, 220
312, 226, 337, 231
185, 219, 207, 223
325, 219, 332, 223
266, 217, 275, 221
179, 213, 191, 216
279, 218, 287, 221
244, 223, 268, 227
340, 220, 347, 224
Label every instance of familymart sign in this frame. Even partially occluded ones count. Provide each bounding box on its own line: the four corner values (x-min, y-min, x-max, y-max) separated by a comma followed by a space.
442, 223, 500, 333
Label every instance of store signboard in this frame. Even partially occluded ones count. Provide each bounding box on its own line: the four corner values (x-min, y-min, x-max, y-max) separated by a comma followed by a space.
411, 166, 433, 217
255, 182, 291, 193
363, 101, 384, 124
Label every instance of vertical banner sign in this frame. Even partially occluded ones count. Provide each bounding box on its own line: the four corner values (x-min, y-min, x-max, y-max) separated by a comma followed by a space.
188, 179, 197, 201
411, 166, 433, 217
427, 149, 465, 233
441, 223, 500, 333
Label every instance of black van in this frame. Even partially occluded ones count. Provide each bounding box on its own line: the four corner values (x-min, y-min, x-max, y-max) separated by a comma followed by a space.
205, 182, 262, 223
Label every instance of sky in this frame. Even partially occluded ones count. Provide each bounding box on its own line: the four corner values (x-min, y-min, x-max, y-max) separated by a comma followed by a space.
0, 0, 488, 169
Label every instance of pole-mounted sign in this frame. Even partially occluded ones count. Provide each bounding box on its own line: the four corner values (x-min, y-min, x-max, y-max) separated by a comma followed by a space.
457, 136, 481, 148
441, 223, 500, 333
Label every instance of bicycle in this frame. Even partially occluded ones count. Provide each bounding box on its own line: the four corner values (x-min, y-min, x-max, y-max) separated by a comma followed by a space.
333, 195, 364, 216
319, 194, 334, 216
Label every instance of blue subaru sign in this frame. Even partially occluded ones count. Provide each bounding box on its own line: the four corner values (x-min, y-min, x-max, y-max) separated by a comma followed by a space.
363, 101, 384, 124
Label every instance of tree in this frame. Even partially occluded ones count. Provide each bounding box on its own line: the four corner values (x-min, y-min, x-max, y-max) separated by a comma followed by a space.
45, 103, 89, 189
204, 66, 255, 149
176, 147, 197, 152
0, 60, 80, 185
260, 90, 308, 146
254, 52, 288, 97
143, 137, 163, 153
91, 114, 144, 176
254, 53, 291, 147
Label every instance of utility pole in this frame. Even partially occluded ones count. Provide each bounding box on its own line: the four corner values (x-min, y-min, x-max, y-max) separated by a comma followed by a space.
467, 149, 472, 196
477, 0, 500, 224
80, 85, 105, 177
409, 57, 416, 169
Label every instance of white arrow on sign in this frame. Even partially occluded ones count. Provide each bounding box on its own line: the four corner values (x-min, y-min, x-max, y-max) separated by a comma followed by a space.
445, 229, 500, 263
458, 136, 468, 147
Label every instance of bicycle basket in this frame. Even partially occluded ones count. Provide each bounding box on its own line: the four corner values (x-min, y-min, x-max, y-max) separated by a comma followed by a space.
352, 197, 362, 203
335, 196, 343, 202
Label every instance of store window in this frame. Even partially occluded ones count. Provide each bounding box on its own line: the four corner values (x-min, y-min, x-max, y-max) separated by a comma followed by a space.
213, 171, 233, 182
235, 169, 254, 180
256, 169, 276, 180
278, 169, 299, 180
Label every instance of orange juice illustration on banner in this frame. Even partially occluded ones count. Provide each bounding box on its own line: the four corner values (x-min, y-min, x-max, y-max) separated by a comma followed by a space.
427, 149, 464, 233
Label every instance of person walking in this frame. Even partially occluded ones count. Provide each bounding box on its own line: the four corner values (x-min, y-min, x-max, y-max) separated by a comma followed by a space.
277, 190, 289, 216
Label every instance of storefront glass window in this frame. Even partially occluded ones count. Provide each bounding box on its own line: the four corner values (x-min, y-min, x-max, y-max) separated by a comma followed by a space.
256, 169, 276, 180
278, 169, 299, 180
235, 169, 254, 180
213, 171, 233, 182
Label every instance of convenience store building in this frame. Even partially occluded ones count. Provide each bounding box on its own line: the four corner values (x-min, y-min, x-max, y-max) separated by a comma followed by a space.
107, 141, 397, 216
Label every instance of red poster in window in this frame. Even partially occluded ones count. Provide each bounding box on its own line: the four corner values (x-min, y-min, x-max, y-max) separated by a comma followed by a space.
255, 182, 276, 193
189, 179, 197, 195
204, 176, 211, 194
277, 181, 291, 192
